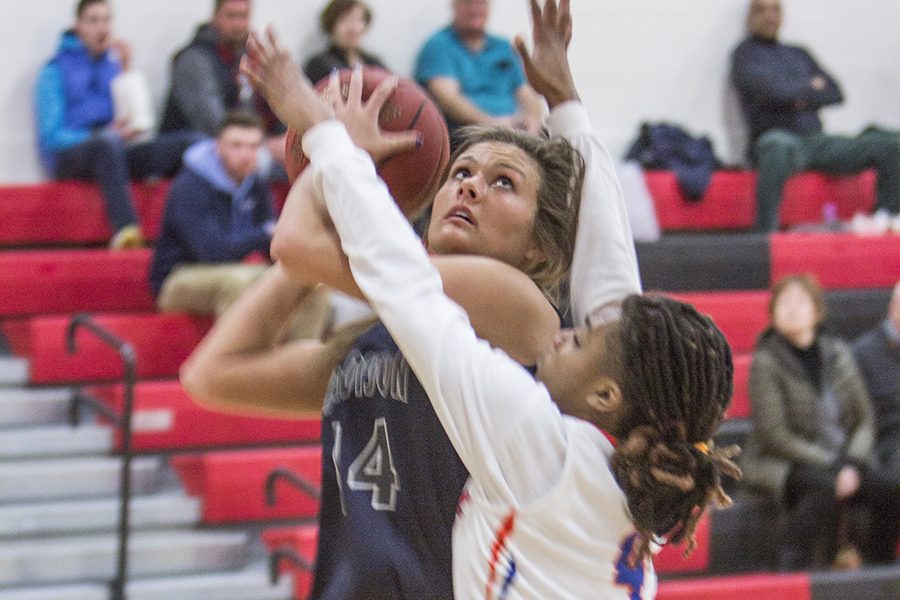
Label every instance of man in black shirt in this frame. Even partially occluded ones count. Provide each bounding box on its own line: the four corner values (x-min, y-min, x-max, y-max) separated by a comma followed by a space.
731, 0, 899, 231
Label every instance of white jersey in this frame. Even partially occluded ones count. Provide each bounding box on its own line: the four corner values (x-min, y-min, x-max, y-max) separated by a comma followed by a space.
304, 101, 653, 599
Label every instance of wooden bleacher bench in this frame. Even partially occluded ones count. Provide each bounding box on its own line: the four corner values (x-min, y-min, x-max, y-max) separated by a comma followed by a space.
0, 248, 155, 317
646, 169, 876, 232
89, 380, 321, 451
171, 446, 322, 524
2, 312, 211, 384
0, 180, 290, 247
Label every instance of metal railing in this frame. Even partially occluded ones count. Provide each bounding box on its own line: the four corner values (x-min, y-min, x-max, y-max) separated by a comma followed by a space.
66, 313, 136, 600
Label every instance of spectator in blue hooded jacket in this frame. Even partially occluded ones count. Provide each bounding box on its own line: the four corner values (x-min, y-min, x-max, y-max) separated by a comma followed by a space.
150, 111, 330, 336
34, 0, 199, 249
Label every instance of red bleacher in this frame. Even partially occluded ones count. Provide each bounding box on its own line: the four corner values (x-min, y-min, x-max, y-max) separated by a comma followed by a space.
666, 291, 770, 354
172, 447, 322, 524
647, 170, 875, 231
657, 572, 811, 600
0, 181, 169, 245
90, 380, 321, 451
654, 513, 711, 575
0, 248, 154, 317
727, 353, 751, 420
263, 525, 318, 600
2, 312, 211, 384
771, 232, 900, 289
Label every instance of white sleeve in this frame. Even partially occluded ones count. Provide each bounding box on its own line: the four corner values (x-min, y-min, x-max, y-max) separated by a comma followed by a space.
302, 121, 567, 502
546, 102, 642, 326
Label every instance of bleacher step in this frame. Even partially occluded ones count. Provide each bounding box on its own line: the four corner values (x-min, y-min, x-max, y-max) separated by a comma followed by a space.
0, 493, 200, 538
124, 564, 294, 600
0, 584, 106, 600
0, 424, 111, 459
0, 529, 249, 587
0, 388, 71, 427
0, 456, 160, 503
0, 566, 294, 600
0, 359, 27, 387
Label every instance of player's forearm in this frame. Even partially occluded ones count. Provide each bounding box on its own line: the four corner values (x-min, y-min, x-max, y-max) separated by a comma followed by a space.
549, 102, 641, 326
180, 264, 326, 412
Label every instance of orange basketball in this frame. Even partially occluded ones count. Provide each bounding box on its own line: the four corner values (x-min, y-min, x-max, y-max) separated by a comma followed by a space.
285, 67, 450, 218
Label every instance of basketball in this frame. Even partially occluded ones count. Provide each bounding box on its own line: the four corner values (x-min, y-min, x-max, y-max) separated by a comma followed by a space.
285, 68, 450, 218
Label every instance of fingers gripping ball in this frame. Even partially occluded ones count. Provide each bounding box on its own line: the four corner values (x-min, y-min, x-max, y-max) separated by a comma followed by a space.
285, 68, 450, 219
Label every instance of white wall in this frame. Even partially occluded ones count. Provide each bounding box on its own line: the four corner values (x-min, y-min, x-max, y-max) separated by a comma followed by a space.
2, 0, 899, 183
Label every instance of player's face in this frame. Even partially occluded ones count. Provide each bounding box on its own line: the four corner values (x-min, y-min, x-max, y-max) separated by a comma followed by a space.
453, 0, 489, 35
214, 0, 251, 46
748, 0, 781, 41
331, 4, 368, 52
217, 125, 263, 182
427, 141, 544, 272
772, 282, 819, 344
75, 2, 113, 57
536, 325, 611, 418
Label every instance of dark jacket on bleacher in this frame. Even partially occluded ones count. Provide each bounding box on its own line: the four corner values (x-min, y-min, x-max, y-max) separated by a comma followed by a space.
731, 35, 843, 151
741, 329, 874, 499
853, 320, 900, 475
149, 139, 274, 297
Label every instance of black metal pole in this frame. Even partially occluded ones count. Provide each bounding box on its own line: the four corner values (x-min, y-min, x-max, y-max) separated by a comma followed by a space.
66, 314, 136, 600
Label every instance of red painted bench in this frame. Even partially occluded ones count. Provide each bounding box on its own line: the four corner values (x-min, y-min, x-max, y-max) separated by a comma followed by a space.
727, 353, 751, 420
0, 181, 170, 245
771, 232, 900, 289
263, 525, 318, 600
646, 170, 875, 231
654, 513, 711, 575
0, 248, 154, 317
90, 380, 321, 451
0, 180, 290, 246
2, 312, 211, 384
172, 446, 322, 524
657, 572, 811, 600
666, 291, 770, 354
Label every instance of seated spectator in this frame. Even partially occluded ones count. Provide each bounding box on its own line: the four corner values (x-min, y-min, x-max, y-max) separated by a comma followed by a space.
852, 281, 900, 565
303, 0, 386, 85
159, 0, 287, 179
150, 111, 330, 336
740, 274, 895, 571
414, 0, 543, 137
34, 0, 198, 249
731, 0, 900, 232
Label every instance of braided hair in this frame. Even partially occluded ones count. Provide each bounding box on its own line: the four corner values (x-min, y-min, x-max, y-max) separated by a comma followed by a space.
608, 295, 741, 561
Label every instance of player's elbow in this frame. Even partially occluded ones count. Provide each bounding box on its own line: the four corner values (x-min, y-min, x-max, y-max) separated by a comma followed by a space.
179, 354, 229, 412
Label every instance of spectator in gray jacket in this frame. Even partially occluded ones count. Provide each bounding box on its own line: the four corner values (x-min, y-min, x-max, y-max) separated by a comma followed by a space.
160, 0, 286, 177
740, 275, 883, 570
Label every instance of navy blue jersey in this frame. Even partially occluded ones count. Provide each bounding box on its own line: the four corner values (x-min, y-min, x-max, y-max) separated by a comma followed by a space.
310, 322, 469, 600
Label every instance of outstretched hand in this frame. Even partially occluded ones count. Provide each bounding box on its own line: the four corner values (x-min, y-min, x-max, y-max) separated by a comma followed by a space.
514, 0, 578, 109
241, 26, 332, 136
323, 67, 420, 163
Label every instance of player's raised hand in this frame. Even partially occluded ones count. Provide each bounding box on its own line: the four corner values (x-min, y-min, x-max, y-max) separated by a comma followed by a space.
514, 0, 578, 109
323, 66, 419, 164
241, 26, 332, 136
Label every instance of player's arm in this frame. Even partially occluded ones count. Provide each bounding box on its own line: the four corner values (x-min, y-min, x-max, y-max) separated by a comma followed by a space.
307, 118, 564, 496
180, 263, 368, 418
272, 192, 556, 366
516, 0, 641, 325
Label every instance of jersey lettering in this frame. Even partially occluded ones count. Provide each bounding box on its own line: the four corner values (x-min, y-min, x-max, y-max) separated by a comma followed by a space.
347, 418, 401, 511
323, 349, 411, 416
